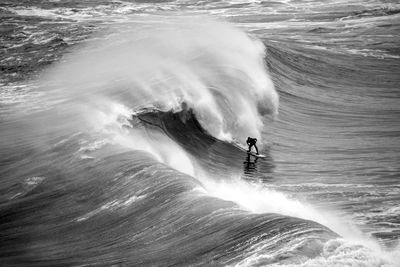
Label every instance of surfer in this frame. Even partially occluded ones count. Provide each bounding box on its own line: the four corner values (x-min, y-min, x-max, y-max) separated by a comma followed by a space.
246, 137, 259, 155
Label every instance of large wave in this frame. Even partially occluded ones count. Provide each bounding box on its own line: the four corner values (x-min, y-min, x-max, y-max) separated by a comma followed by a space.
1, 14, 399, 267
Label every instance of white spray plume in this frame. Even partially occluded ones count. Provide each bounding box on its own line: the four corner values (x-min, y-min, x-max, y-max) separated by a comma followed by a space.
41, 15, 278, 143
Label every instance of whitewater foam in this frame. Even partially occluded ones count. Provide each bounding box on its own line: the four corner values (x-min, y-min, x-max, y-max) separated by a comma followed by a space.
198, 177, 399, 266
89, 101, 195, 176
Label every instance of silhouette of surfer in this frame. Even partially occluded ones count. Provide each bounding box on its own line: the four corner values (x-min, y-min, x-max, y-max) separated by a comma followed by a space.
246, 137, 259, 155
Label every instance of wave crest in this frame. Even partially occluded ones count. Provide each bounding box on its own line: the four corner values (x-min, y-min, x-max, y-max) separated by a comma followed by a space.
41, 15, 278, 143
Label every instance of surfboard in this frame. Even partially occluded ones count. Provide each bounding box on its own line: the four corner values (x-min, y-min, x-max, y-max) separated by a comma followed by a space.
247, 151, 266, 158
232, 142, 266, 158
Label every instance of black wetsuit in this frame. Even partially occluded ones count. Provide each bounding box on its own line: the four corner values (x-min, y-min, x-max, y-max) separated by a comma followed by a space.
246, 137, 259, 154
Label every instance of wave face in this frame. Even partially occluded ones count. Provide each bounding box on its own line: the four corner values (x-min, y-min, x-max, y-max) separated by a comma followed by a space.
1, 1, 400, 266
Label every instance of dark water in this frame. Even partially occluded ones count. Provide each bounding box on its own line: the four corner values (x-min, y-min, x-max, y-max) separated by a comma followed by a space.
1, 0, 399, 266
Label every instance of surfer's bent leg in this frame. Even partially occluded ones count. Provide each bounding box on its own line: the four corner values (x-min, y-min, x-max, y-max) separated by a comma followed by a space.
254, 144, 259, 154
248, 144, 253, 152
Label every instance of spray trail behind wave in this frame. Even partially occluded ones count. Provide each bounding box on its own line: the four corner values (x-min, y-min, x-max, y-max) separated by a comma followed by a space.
39, 16, 278, 144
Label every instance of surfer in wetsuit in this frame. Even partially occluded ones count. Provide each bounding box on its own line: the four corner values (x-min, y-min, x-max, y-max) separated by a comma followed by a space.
246, 137, 259, 155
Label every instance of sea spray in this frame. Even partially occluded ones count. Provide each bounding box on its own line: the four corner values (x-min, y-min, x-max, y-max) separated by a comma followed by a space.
39, 16, 278, 144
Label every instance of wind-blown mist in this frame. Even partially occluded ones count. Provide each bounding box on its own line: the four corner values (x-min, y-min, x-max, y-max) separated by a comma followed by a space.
40, 16, 278, 142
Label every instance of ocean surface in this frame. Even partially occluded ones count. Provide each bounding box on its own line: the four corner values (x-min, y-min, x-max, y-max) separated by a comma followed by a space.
1, 0, 399, 266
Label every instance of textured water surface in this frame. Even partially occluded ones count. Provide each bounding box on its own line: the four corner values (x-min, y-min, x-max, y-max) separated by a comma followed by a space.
0, 0, 399, 266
